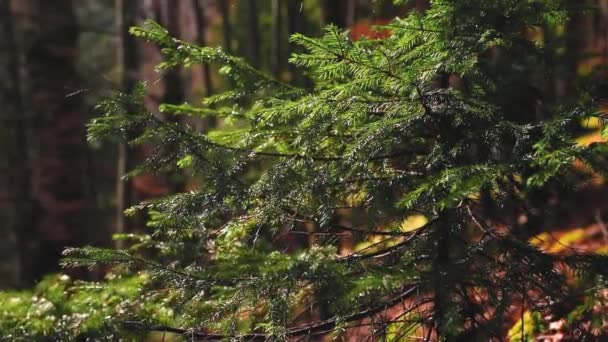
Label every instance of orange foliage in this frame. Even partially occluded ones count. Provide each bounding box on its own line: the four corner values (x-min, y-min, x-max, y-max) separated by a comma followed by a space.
351, 19, 391, 41
132, 175, 170, 197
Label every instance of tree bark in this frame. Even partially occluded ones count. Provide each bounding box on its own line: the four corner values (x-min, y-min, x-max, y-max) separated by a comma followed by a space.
0, 0, 26, 287
598, 0, 608, 58
559, 0, 593, 97
114, 0, 139, 249
192, 0, 213, 98
23, 0, 87, 282
322, 0, 348, 28
271, 0, 283, 77
161, 0, 185, 106
287, 0, 306, 85
218, 0, 233, 55
244, 0, 260, 68
415, 0, 430, 11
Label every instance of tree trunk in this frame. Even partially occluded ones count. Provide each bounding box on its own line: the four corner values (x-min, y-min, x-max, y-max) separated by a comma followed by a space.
287, 0, 305, 85
598, 0, 608, 58
159, 0, 188, 193
415, 0, 430, 11
218, 0, 233, 55
161, 0, 185, 106
0, 0, 26, 287
244, 0, 260, 68
114, 0, 139, 249
559, 0, 593, 97
192, 0, 216, 132
23, 0, 87, 282
271, 0, 283, 77
192, 0, 213, 98
322, 0, 348, 28
346, 0, 355, 29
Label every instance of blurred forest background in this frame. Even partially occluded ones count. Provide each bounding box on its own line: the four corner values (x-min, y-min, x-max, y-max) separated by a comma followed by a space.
1, 1, 608, 338
0, 0, 432, 288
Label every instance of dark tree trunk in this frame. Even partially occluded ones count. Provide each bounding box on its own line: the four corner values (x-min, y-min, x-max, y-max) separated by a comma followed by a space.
415, 0, 430, 11
192, 0, 213, 97
346, 0, 355, 29
559, 0, 593, 97
0, 0, 27, 287
127, 0, 174, 205
287, 0, 306, 85
192, 0, 216, 132
23, 0, 87, 282
271, 0, 283, 76
114, 0, 140, 248
161, 0, 185, 106
218, 0, 233, 54
601, 0, 608, 58
244, 0, 260, 68
157, 0, 188, 193
116, 0, 139, 92
322, 0, 348, 28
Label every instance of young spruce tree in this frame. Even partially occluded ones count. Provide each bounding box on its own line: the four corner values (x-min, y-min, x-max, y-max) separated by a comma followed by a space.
3, 0, 608, 340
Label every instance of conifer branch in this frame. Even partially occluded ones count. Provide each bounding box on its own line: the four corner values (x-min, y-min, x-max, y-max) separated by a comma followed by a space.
122, 284, 419, 340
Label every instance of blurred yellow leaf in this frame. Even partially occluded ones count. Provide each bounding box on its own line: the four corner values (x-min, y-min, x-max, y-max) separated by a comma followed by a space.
400, 214, 428, 232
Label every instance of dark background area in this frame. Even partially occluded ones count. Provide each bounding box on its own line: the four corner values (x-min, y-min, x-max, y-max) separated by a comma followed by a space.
0, 0, 432, 288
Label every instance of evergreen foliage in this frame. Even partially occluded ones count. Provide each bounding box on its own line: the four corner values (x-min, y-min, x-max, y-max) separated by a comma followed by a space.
2, 0, 608, 340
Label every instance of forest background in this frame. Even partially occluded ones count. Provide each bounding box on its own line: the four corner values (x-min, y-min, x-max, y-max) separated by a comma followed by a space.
1, 0, 608, 340
1, 0, 404, 285
0, 0, 422, 285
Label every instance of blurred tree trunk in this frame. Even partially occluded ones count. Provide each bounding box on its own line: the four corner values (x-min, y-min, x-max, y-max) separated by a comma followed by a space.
161, 0, 185, 106
597, 0, 608, 60
346, 0, 356, 29
320, 0, 359, 269
244, 0, 260, 68
559, 0, 593, 97
127, 0, 173, 205
192, 0, 215, 132
218, 0, 233, 55
157, 0, 188, 193
322, 0, 356, 28
322, 0, 347, 27
322, 0, 357, 38
114, 0, 139, 248
22, 0, 87, 282
415, 0, 430, 11
192, 0, 213, 98
287, 0, 305, 85
271, 0, 283, 77
0, 0, 26, 287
